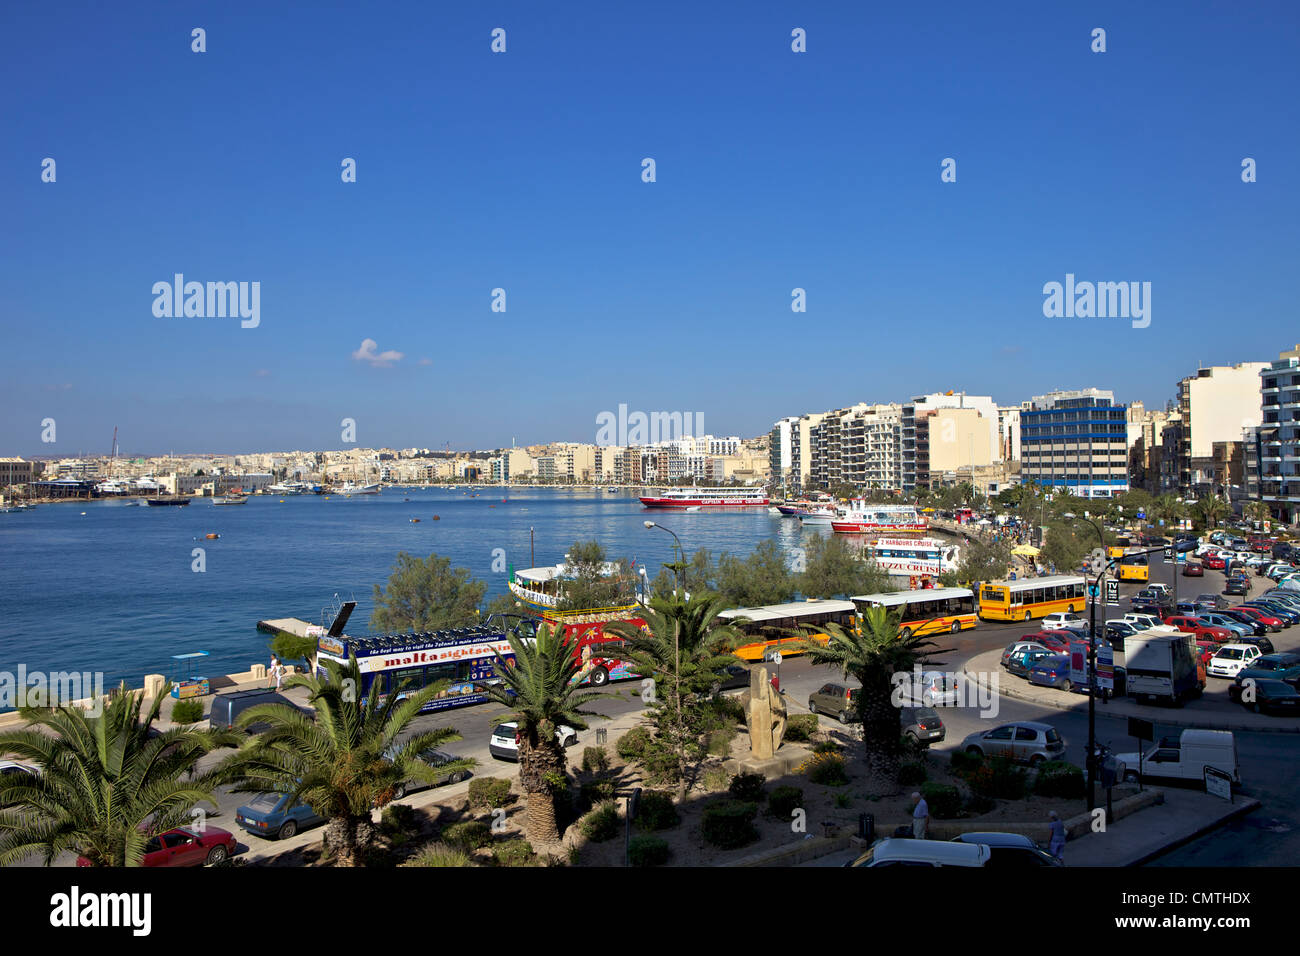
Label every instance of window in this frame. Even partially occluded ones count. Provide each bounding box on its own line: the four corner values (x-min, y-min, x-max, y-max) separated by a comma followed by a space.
986, 726, 1015, 740
1015, 727, 1039, 741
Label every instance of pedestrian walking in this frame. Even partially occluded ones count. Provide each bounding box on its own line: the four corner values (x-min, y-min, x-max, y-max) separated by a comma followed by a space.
1048, 810, 1066, 861
911, 791, 929, 839
269, 655, 284, 691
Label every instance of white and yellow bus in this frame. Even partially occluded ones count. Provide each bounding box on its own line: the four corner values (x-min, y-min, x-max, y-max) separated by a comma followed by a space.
978, 575, 1087, 622
716, 600, 858, 661
850, 588, 978, 639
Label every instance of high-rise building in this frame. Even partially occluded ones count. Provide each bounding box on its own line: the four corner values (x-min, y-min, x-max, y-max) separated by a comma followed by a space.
1020, 388, 1129, 498
1175, 362, 1268, 492
1258, 344, 1300, 523
901, 392, 1000, 492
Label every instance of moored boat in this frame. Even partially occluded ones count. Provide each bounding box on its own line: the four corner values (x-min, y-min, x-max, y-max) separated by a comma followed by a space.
831, 501, 927, 535
146, 496, 191, 507
639, 487, 768, 509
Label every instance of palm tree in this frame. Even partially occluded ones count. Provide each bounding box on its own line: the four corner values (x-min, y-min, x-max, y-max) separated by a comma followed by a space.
1193, 495, 1229, 532
215, 656, 468, 867
481, 623, 604, 845
1243, 500, 1270, 527
606, 591, 742, 799
1153, 493, 1185, 530
797, 606, 940, 795
0, 684, 239, 867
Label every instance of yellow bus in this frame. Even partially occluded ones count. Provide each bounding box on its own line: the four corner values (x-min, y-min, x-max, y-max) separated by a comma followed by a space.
1107, 546, 1125, 561
716, 599, 858, 662
850, 588, 978, 640
1118, 550, 1149, 583
978, 575, 1087, 622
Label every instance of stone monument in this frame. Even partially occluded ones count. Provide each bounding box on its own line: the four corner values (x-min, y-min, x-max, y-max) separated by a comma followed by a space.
747, 665, 787, 758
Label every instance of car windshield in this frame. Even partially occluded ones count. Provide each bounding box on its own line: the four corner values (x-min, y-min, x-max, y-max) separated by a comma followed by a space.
492, 724, 516, 737
915, 707, 940, 721
1219, 649, 1244, 660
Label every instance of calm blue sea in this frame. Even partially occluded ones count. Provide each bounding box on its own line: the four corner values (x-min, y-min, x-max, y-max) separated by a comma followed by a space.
0, 488, 819, 689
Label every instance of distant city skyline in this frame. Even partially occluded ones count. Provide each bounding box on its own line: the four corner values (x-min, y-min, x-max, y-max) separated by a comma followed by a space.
3, 3, 1297, 455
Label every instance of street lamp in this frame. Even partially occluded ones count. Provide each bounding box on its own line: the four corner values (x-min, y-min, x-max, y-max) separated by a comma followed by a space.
643, 520, 684, 593
1064, 511, 1106, 814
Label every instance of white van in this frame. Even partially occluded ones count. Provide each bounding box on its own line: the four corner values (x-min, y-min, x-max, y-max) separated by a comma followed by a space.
1115, 729, 1239, 786
846, 838, 990, 867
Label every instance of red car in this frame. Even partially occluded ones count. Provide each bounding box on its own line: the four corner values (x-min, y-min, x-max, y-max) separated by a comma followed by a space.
1182, 561, 1204, 577
1249, 537, 1274, 553
1233, 605, 1284, 631
1021, 630, 1073, 654
1163, 615, 1233, 644
76, 826, 236, 868
1204, 555, 1227, 570
1191, 638, 1223, 665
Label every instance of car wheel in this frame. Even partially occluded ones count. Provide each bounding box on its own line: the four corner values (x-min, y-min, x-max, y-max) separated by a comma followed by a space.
278, 820, 298, 840
1061, 680, 1073, 693
965, 746, 983, 758
1029, 754, 1045, 767
393, 783, 407, 799
450, 771, 469, 784
205, 845, 229, 866
1124, 770, 1139, 784
564, 735, 577, 747
589, 666, 609, 687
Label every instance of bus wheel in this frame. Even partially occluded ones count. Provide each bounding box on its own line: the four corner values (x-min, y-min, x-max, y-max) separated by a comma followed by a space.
1068, 605, 1077, 613
900, 628, 912, 640
950, 621, 961, 633
1024, 611, 1031, 622
589, 666, 609, 687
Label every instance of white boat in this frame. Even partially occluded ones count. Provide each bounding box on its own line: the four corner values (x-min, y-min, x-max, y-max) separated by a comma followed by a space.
864, 537, 961, 577
507, 560, 634, 610
639, 487, 768, 509
798, 506, 841, 526
338, 481, 381, 495
831, 502, 928, 535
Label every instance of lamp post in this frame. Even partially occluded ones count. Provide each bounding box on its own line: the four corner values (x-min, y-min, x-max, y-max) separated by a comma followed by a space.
1065, 511, 1106, 813
643, 520, 684, 775
643, 520, 684, 594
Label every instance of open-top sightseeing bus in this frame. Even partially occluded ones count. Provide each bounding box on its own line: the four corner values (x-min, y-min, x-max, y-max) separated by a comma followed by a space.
715, 600, 858, 661
850, 587, 978, 639
977, 574, 1088, 622
532, 605, 648, 687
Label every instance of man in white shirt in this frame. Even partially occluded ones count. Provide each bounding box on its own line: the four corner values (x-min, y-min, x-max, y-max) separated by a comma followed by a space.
911, 791, 929, 838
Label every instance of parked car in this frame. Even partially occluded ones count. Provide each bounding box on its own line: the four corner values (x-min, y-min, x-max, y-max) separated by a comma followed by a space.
1244, 600, 1299, 625
1041, 612, 1087, 631
1224, 577, 1250, 596
1163, 615, 1233, 644
1231, 633, 1276, 655
235, 791, 325, 840
1123, 612, 1163, 631
900, 706, 945, 746
210, 689, 307, 732
1235, 652, 1300, 674
711, 663, 751, 693
1071, 663, 1127, 697
960, 721, 1065, 765
386, 747, 473, 799
0, 760, 37, 778
1116, 730, 1239, 785
810, 682, 861, 721
1232, 605, 1284, 632
1006, 646, 1055, 678
1001, 640, 1051, 668
1207, 644, 1264, 678
1020, 630, 1072, 654
489, 721, 578, 760
950, 832, 1062, 867
1196, 612, 1253, 637
1204, 554, 1227, 570
1230, 678, 1300, 715
847, 838, 990, 868
1026, 655, 1075, 691
76, 826, 237, 867
1195, 593, 1230, 610
1215, 608, 1266, 635
893, 671, 959, 707
1182, 561, 1204, 577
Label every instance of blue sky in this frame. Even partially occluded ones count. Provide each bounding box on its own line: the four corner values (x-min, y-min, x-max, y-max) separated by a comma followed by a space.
2, 1, 1296, 457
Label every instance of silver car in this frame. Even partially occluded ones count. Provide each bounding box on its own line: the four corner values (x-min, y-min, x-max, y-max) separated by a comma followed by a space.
960, 721, 1066, 765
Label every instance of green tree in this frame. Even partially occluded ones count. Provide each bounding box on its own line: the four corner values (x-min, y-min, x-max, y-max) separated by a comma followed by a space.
953, 538, 1012, 586
650, 547, 716, 598
481, 623, 602, 845
797, 607, 940, 795
370, 552, 486, 632
606, 592, 741, 799
1152, 494, 1185, 530
483, 591, 523, 620
270, 629, 318, 675
216, 657, 467, 866
797, 534, 893, 599
715, 540, 797, 606
1193, 495, 1230, 532
556, 540, 635, 610
0, 684, 238, 866
1243, 500, 1269, 528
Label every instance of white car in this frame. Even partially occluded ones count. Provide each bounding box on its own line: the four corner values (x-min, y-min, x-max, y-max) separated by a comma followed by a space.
1123, 613, 1163, 630
1206, 644, 1263, 679
0, 761, 38, 778
894, 670, 960, 707
1041, 612, 1086, 631
1105, 619, 1142, 637
489, 721, 578, 761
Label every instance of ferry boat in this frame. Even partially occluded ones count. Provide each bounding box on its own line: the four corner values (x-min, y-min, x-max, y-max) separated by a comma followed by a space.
798, 506, 841, 526
831, 501, 927, 535
338, 481, 381, 495
863, 537, 960, 577
507, 560, 637, 610
638, 487, 769, 509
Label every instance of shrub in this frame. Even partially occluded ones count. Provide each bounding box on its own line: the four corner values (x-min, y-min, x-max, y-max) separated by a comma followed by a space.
710, 693, 745, 725
581, 746, 609, 774
635, 790, 680, 831
812, 739, 842, 755
577, 778, 617, 812
468, 777, 512, 811
1033, 761, 1085, 799
617, 727, 652, 761
379, 802, 419, 839
491, 838, 536, 867
767, 785, 803, 819
580, 801, 620, 842
967, 757, 1028, 800
707, 726, 736, 757
641, 742, 683, 786
949, 750, 983, 775
920, 783, 963, 820
627, 834, 670, 867
832, 792, 852, 809
442, 820, 493, 851
785, 714, 819, 742
702, 767, 729, 791
964, 793, 995, 815
728, 771, 766, 802
170, 698, 203, 724
807, 753, 849, 786
898, 760, 928, 786
700, 800, 759, 850
410, 843, 473, 867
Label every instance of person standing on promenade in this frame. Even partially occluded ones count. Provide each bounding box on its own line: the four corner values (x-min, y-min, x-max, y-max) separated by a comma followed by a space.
911, 791, 929, 839
268, 655, 284, 691
1049, 810, 1066, 861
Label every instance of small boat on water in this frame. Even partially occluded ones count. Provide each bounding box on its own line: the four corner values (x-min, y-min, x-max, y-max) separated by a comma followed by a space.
213, 493, 248, 505
146, 496, 191, 507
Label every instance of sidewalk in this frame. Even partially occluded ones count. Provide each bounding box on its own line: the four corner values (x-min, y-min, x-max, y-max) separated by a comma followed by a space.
963, 648, 1300, 734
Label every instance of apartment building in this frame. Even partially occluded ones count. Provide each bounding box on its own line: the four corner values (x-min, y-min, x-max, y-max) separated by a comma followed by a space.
1258, 344, 1300, 523
1174, 362, 1268, 492
1020, 388, 1129, 499
901, 392, 1001, 492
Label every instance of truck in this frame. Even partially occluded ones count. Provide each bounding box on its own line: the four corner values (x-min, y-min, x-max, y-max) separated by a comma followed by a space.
1123, 625, 1204, 705
1115, 729, 1239, 787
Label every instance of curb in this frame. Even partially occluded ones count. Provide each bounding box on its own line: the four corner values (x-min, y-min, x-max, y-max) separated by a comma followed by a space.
962, 654, 1300, 735
1122, 797, 1261, 867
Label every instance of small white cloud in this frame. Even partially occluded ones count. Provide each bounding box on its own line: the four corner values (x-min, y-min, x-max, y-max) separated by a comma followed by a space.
418, 357, 433, 366
352, 338, 404, 367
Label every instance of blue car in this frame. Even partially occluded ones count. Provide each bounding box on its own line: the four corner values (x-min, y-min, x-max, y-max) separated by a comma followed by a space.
1026, 654, 1076, 692
235, 791, 325, 841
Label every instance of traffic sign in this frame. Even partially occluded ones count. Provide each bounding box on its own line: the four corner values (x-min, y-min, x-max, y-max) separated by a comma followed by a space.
1163, 547, 1174, 562
1105, 579, 1120, 604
